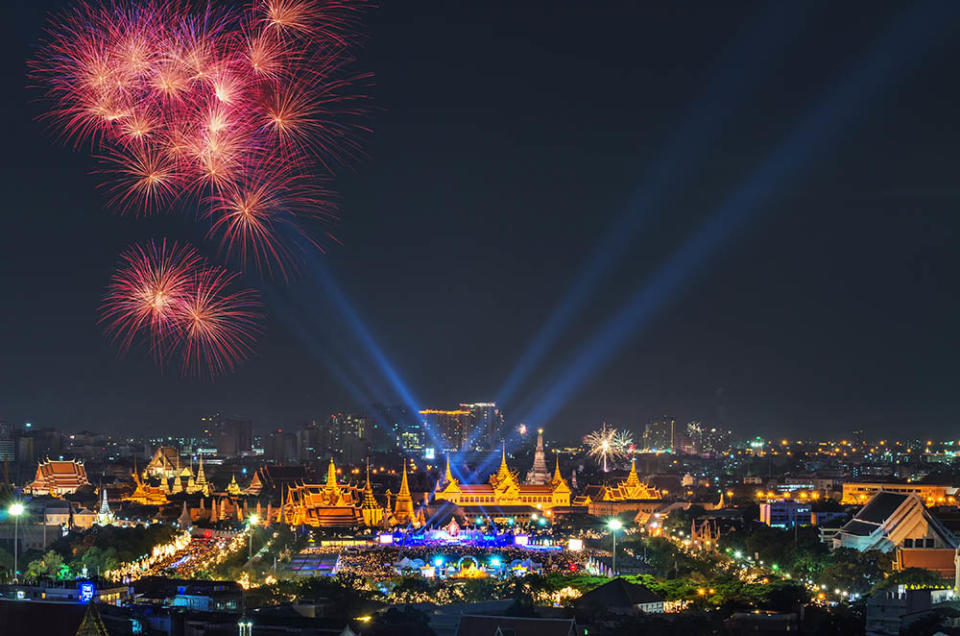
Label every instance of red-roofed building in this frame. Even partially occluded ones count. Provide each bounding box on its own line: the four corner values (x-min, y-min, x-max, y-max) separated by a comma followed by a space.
24, 458, 90, 496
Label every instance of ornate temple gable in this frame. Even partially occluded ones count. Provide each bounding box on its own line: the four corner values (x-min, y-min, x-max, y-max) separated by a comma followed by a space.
146, 447, 180, 480
125, 471, 169, 506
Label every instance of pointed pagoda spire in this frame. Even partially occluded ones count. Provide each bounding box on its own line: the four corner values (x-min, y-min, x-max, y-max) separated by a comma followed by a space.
178, 501, 192, 528
393, 459, 415, 525
552, 454, 562, 483
625, 457, 641, 486
444, 454, 454, 484
365, 458, 373, 491
326, 458, 338, 488
398, 459, 411, 497
227, 474, 241, 496
196, 455, 206, 484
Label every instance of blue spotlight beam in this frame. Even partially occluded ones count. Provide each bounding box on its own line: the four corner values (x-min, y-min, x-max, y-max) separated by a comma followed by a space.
494, 4, 813, 410
517, 0, 960, 432
304, 259, 456, 454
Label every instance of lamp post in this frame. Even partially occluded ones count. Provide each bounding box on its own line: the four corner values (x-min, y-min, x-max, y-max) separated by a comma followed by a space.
248, 514, 259, 560
607, 518, 623, 577
9, 502, 24, 583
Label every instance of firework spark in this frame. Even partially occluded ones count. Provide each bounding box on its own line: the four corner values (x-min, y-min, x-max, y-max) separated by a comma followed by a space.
33, 0, 371, 274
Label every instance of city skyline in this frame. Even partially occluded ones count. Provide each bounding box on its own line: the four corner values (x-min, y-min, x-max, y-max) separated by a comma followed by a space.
4, 1, 960, 440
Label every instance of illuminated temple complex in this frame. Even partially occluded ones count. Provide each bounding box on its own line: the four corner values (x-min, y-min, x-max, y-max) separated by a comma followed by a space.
434, 447, 572, 513
24, 458, 90, 496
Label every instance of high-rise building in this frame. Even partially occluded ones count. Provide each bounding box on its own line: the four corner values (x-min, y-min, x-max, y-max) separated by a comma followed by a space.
371, 404, 422, 452
459, 402, 504, 450
215, 418, 253, 457
420, 409, 469, 452
644, 416, 677, 452
327, 413, 369, 463
264, 429, 299, 464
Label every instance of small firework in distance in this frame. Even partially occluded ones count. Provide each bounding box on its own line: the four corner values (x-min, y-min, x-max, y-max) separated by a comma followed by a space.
101, 239, 263, 376
32, 0, 371, 275
584, 423, 624, 472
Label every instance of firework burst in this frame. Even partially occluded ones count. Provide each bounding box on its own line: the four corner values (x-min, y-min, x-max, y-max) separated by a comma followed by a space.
100, 240, 263, 376
33, 0, 371, 274
585, 423, 626, 473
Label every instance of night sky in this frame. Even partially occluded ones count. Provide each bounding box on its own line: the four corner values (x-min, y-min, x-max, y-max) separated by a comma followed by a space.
2, 1, 960, 440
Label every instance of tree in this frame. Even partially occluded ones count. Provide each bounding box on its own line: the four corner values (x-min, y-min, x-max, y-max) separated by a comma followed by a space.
26, 550, 64, 581
873, 567, 946, 591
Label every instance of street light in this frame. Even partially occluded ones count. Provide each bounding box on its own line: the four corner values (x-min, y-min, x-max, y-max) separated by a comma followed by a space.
607, 518, 623, 577
9, 502, 24, 583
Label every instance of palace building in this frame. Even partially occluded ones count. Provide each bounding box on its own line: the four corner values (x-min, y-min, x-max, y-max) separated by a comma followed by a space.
434, 447, 572, 513
573, 459, 661, 506
24, 458, 90, 496
282, 459, 365, 527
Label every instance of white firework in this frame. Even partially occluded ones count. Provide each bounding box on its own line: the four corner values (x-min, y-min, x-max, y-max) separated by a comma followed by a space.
613, 430, 633, 455
585, 423, 623, 472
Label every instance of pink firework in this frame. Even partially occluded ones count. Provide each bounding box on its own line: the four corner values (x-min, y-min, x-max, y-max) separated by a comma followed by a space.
100, 239, 203, 359
33, 0, 371, 274
100, 239, 263, 376
179, 265, 263, 376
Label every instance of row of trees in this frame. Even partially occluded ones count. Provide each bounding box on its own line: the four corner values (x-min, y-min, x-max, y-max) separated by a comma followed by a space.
22, 523, 179, 582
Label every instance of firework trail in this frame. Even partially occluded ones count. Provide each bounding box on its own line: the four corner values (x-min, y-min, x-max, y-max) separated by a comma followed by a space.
33, 0, 371, 274
101, 240, 263, 377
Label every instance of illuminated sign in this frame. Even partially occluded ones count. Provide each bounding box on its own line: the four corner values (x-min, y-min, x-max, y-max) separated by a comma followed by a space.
567, 538, 583, 552
423, 447, 436, 460
378, 533, 394, 545
514, 534, 529, 547
80, 582, 95, 603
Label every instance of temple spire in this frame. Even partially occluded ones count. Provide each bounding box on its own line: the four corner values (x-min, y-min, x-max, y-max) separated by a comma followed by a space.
398, 459, 411, 496
553, 454, 562, 483
326, 458, 338, 488
525, 428, 550, 485
444, 454, 454, 483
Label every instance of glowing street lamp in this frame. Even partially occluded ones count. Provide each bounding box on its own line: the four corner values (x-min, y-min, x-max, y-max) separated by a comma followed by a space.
607, 518, 623, 577
9, 501, 24, 582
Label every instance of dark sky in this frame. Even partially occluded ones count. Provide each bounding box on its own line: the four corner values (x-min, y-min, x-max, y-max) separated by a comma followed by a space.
2, 1, 960, 441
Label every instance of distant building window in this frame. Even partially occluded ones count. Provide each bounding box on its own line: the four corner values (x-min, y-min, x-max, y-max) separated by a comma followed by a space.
903, 539, 913, 548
